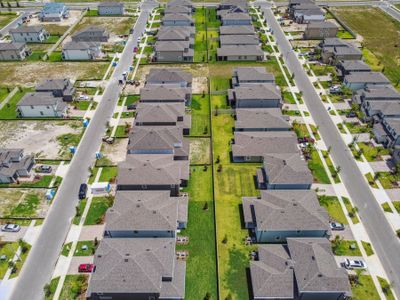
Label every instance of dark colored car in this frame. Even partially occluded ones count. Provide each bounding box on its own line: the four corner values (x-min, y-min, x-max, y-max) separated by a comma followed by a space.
78, 264, 95, 273
79, 183, 87, 200
37, 165, 52, 173
346, 112, 357, 118
127, 104, 136, 110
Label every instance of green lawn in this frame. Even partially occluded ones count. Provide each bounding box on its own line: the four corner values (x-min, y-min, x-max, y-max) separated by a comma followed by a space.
125, 94, 140, 107
73, 199, 87, 225
0, 175, 55, 188
332, 7, 400, 90
0, 242, 18, 279
322, 151, 340, 183
361, 241, 374, 256
190, 94, 210, 136
8, 193, 40, 218
114, 125, 129, 138
84, 196, 113, 225
0, 89, 29, 119
343, 197, 360, 224
351, 275, 380, 300
318, 195, 348, 224
0, 87, 10, 103
210, 77, 231, 92
308, 148, 330, 184
357, 142, 390, 161
59, 274, 88, 300
332, 239, 362, 256
88, 166, 117, 184
381, 202, 393, 213
189, 138, 211, 165
179, 166, 217, 299
0, 13, 17, 29
376, 172, 400, 189
377, 276, 395, 300
72, 240, 96, 256
10, 241, 31, 278
365, 173, 379, 188
44, 277, 60, 300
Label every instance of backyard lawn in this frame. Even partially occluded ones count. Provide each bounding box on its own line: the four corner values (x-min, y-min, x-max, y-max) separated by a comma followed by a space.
179, 166, 217, 300
190, 94, 211, 137
332, 7, 400, 90
0, 12, 17, 28
0, 89, 30, 119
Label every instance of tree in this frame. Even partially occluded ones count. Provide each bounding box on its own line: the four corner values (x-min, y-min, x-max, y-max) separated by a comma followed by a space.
215, 156, 220, 164
204, 292, 211, 300
203, 165, 208, 171
203, 202, 209, 210
222, 234, 228, 244
75, 205, 81, 217
43, 283, 51, 297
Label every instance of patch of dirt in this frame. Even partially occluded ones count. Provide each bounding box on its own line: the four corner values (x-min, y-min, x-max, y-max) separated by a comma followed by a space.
0, 120, 82, 159
101, 138, 129, 165
29, 10, 82, 27
0, 188, 49, 218
73, 16, 137, 36
189, 138, 211, 165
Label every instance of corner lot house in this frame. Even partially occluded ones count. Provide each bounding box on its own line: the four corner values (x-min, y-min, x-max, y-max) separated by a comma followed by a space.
217, 45, 263, 61
232, 67, 275, 86
232, 131, 299, 162
256, 152, 313, 189
304, 21, 338, 39
321, 38, 362, 64
291, 3, 325, 23
116, 154, 189, 196
36, 78, 75, 101
373, 118, 400, 147
104, 191, 188, 238
9, 26, 49, 43
0, 42, 31, 61
344, 72, 391, 91
39, 3, 69, 22
235, 108, 290, 131
62, 41, 101, 60
243, 190, 329, 242
228, 84, 281, 108
71, 26, 109, 43
16, 92, 68, 118
86, 238, 186, 300
97, 2, 124, 15
154, 40, 194, 62
0, 149, 35, 184
250, 238, 351, 300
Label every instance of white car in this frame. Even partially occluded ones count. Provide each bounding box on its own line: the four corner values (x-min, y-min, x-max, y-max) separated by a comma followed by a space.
78, 94, 89, 101
344, 258, 367, 270
1, 224, 21, 232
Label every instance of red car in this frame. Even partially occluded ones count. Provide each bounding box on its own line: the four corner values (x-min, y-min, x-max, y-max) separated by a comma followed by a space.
78, 264, 95, 273
133, 47, 138, 53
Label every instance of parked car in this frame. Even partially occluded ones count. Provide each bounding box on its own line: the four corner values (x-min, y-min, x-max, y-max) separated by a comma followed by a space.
78, 264, 95, 273
37, 165, 52, 173
102, 136, 114, 144
298, 137, 315, 144
78, 94, 89, 101
79, 183, 88, 200
329, 85, 342, 94
344, 258, 367, 270
330, 222, 345, 231
127, 104, 136, 110
346, 112, 357, 118
1, 224, 21, 232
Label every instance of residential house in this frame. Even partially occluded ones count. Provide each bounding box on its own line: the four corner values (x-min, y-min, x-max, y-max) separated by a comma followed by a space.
127, 126, 189, 160
71, 26, 109, 43
232, 131, 299, 162
217, 45, 263, 61
242, 190, 329, 242
373, 118, 400, 147
344, 72, 391, 91
235, 108, 291, 131
86, 238, 186, 300
97, 2, 124, 15
9, 26, 49, 43
219, 0, 248, 10
162, 13, 193, 26
336, 60, 371, 79
39, 3, 69, 21
116, 154, 189, 196
167, 0, 193, 9
135, 102, 191, 135
228, 84, 281, 108
256, 153, 313, 189
362, 100, 400, 121
219, 25, 255, 35
36, 78, 75, 101
288, 0, 314, 9
156, 26, 195, 42
154, 40, 194, 62
0, 42, 31, 61
16, 92, 68, 118
140, 86, 191, 104
250, 238, 351, 300
304, 21, 338, 39
291, 3, 325, 23
104, 191, 188, 238
220, 12, 252, 26
320, 38, 362, 64
232, 67, 275, 86
145, 68, 192, 88
62, 41, 101, 60
219, 34, 259, 46
164, 5, 192, 15
0, 149, 35, 184
352, 86, 400, 105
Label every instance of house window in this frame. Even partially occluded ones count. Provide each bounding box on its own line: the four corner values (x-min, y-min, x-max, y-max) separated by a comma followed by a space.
40, 111, 44, 116
30, 105, 34, 109
275, 236, 280, 240
46, 106, 50, 109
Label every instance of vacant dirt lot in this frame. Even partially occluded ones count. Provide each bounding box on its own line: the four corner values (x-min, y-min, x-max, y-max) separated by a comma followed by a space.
73, 16, 136, 36
29, 10, 83, 27
0, 61, 109, 86
0, 188, 49, 218
100, 138, 129, 165
0, 120, 83, 159
189, 138, 211, 165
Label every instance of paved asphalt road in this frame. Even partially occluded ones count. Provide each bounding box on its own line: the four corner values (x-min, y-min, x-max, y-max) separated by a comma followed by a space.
0, 10, 36, 36
9, 1, 156, 300
261, 6, 400, 298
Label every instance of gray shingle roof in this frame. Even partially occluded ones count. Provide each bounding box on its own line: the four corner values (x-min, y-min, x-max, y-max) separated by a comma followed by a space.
345, 72, 390, 84
366, 100, 400, 116
0, 42, 26, 51
36, 78, 71, 91
235, 108, 290, 130
157, 26, 193, 41
98, 1, 123, 7
140, 85, 189, 101
63, 41, 99, 50
127, 126, 183, 152
242, 190, 329, 231
306, 21, 337, 29
221, 12, 251, 21
155, 40, 190, 51
135, 102, 185, 124
262, 152, 313, 186
117, 154, 189, 186
164, 5, 192, 14
87, 238, 185, 297
232, 131, 299, 157
217, 45, 263, 57
359, 86, 400, 100
338, 60, 371, 72
146, 68, 192, 86
17, 92, 61, 106
9, 25, 45, 34
230, 83, 281, 101
234, 67, 275, 83
288, 238, 351, 294
163, 13, 193, 21
220, 34, 259, 46
219, 25, 255, 35
105, 191, 188, 232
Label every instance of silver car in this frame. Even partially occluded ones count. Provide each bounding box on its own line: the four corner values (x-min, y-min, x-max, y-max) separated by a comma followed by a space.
1, 224, 21, 232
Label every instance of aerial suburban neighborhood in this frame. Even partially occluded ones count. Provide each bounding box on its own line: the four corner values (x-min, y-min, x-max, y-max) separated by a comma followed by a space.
0, 0, 399, 299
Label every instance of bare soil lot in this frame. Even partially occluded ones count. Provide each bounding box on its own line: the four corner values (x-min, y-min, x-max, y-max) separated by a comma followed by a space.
189, 138, 211, 165
0, 61, 109, 86
0, 120, 83, 159
0, 188, 49, 218
29, 10, 82, 27
73, 16, 136, 36
98, 138, 128, 165
0, 13, 18, 28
